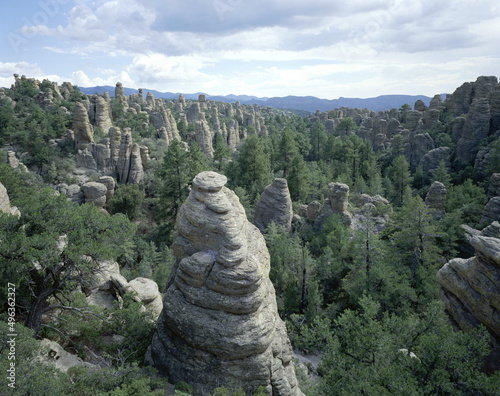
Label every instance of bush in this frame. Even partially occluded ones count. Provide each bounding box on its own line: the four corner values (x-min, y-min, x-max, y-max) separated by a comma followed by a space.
110, 184, 144, 220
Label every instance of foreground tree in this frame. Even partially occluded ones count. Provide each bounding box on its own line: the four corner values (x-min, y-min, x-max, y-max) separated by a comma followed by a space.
0, 166, 135, 334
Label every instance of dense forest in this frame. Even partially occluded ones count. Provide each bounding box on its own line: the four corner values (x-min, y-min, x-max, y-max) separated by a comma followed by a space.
1, 74, 500, 395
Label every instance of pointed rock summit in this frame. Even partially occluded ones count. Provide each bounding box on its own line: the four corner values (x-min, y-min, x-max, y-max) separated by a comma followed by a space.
254, 178, 293, 233
147, 171, 303, 396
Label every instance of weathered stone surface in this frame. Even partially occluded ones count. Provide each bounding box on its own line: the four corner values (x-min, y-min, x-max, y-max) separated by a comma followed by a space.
147, 171, 302, 396
95, 96, 113, 133
36, 339, 98, 373
82, 182, 107, 209
254, 178, 293, 233
0, 182, 20, 217
6, 151, 20, 169
455, 97, 491, 165
425, 181, 447, 219
329, 182, 349, 215
306, 201, 322, 221
187, 102, 205, 123
488, 173, 500, 199
195, 120, 214, 158
117, 129, 133, 183
97, 176, 115, 202
481, 197, 500, 225
419, 147, 451, 176
128, 143, 144, 184
437, 233, 500, 371
73, 102, 93, 148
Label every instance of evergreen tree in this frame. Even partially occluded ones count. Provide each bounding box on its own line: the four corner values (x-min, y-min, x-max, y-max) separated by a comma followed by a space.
309, 120, 327, 161
234, 134, 272, 201
276, 127, 299, 177
432, 159, 451, 188
212, 132, 231, 171
387, 155, 413, 206
288, 154, 310, 202
336, 117, 358, 135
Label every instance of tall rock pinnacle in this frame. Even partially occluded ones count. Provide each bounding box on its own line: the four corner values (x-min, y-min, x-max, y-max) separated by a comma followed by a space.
147, 171, 303, 395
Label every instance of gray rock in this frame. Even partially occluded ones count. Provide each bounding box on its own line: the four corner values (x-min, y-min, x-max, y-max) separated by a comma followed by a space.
95, 96, 112, 133
481, 197, 500, 225
306, 201, 322, 221
254, 178, 293, 233
73, 102, 94, 148
82, 182, 107, 209
0, 182, 20, 217
97, 176, 115, 202
36, 339, 98, 373
425, 181, 447, 219
419, 147, 451, 176
194, 120, 214, 158
147, 171, 303, 396
488, 173, 500, 199
437, 234, 500, 371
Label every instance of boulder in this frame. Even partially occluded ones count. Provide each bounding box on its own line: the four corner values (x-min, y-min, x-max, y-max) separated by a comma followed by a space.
36, 339, 98, 373
254, 178, 293, 233
97, 176, 115, 202
146, 171, 303, 396
488, 173, 500, 199
306, 201, 322, 221
82, 182, 107, 209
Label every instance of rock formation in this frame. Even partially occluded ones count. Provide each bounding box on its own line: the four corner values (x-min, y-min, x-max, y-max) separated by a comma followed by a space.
425, 181, 447, 219
329, 182, 352, 225
481, 197, 500, 226
488, 173, 500, 199
0, 182, 20, 217
97, 176, 115, 202
82, 182, 108, 209
85, 260, 163, 320
147, 171, 302, 396
194, 120, 214, 158
94, 96, 113, 133
73, 102, 94, 148
437, 232, 500, 371
254, 178, 293, 233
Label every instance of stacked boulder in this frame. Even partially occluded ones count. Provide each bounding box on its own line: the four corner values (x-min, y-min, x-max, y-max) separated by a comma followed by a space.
254, 178, 293, 233
147, 171, 302, 395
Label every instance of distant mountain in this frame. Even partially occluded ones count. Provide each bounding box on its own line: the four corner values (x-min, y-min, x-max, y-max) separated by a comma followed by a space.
79, 86, 437, 113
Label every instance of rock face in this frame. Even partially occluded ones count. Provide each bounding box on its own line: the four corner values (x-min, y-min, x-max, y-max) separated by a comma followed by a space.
94, 96, 113, 133
0, 182, 20, 217
82, 182, 108, 209
254, 178, 293, 233
437, 233, 500, 371
147, 171, 302, 396
195, 120, 214, 158
329, 182, 352, 225
73, 102, 94, 148
425, 181, 447, 219
481, 197, 500, 225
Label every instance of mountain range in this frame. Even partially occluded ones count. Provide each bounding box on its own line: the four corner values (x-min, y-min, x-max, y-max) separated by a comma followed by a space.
79, 85, 440, 113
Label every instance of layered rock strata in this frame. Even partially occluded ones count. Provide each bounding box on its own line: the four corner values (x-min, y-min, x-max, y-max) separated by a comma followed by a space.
254, 178, 293, 233
437, 233, 500, 371
147, 171, 302, 396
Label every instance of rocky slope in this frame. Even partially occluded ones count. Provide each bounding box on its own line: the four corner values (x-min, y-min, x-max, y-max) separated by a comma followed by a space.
146, 171, 302, 396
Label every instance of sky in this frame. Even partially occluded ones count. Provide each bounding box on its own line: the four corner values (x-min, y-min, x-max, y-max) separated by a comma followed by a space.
0, 0, 499, 99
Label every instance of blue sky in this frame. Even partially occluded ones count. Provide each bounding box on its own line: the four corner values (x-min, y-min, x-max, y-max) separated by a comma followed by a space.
1, 0, 499, 98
